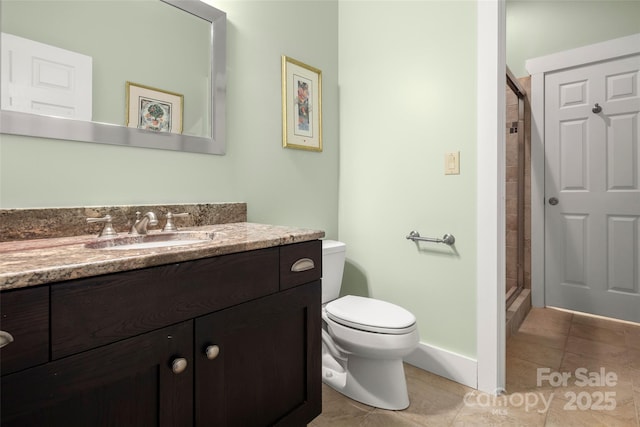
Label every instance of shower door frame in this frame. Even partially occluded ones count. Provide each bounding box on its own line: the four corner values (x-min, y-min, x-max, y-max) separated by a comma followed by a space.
506, 67, 526, 308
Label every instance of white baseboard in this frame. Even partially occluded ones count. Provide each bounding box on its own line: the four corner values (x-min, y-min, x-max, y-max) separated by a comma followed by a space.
404, 341, 478, 389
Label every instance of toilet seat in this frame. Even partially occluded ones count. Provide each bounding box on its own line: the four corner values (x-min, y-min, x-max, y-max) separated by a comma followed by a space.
325, 295, 416, 335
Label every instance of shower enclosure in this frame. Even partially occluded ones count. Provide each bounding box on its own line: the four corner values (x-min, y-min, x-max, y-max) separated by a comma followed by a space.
505, 67, 527, 308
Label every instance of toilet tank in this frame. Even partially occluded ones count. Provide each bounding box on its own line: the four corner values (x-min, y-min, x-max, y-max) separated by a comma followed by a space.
321, 240, 346, 304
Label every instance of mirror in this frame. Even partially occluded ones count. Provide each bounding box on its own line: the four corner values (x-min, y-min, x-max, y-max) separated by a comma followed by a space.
0, 0, 226, 155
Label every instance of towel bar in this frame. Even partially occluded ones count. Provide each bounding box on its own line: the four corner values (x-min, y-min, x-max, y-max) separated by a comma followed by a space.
406, 231, 455, 246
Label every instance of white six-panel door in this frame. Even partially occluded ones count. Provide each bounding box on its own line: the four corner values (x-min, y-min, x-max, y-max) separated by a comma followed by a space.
1, 33, 92, 121
544, 54, 640, 323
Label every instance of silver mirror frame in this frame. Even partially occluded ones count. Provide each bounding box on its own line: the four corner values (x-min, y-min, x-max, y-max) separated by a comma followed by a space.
0, 0, 226, 155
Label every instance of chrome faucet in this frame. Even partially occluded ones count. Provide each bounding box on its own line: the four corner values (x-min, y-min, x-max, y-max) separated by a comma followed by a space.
130, 211, 158, 235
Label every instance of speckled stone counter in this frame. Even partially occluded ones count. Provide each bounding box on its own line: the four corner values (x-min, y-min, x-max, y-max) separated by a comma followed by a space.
0, 203, 247, 242
0, 222, 325, 291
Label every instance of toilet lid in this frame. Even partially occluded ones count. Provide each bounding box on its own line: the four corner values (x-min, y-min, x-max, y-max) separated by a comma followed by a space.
325, 295, 416, 334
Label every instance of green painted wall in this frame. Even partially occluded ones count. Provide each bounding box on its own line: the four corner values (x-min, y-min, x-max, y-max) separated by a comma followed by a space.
0, 0, 340, 239
215, 0, 339, 232
2, 0, 480, 360
507, 0, 640, 77
338, 1, 478, 358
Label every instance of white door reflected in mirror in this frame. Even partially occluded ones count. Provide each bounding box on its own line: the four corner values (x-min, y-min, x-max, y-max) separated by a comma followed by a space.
1, 33, 92, 121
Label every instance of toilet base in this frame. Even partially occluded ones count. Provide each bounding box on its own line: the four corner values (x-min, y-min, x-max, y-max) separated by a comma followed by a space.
323, 355, 410, 410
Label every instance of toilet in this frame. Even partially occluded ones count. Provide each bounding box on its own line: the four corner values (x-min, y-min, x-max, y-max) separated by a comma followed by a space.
321, 240, 419, 410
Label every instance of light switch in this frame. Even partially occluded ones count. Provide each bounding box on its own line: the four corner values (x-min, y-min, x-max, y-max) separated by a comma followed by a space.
445, 151, 460, 175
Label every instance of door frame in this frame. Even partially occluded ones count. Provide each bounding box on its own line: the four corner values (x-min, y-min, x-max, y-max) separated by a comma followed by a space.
526, 33, 640, 308
476, 0, 506, 394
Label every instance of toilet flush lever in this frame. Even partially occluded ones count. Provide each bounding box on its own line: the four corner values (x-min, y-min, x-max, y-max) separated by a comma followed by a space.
291, 258, 315, 272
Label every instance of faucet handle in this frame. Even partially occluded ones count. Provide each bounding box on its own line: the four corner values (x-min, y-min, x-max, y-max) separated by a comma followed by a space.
87, 214, 118, 238
163, 212, 189, 232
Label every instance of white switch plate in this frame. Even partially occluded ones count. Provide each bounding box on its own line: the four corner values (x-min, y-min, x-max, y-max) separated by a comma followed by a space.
445, 151, 460, 175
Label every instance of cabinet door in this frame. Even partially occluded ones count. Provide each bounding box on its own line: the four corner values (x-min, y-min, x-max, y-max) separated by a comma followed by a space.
1, 321, 193, 427
195, 281, 321, 427
0, 285, 49, 375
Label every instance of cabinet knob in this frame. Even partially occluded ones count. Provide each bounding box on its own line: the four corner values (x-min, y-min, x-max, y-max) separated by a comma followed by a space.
171, 357, 188, 374
0, 331, 14, 349
205, 345, 220, 360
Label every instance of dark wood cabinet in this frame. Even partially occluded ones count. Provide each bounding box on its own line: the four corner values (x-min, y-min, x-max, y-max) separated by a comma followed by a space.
0, 240, 322, 427
50, 247, 280, 359
195, 282, 321, 427
1, 321, 193, 427
0, 285, 49, 375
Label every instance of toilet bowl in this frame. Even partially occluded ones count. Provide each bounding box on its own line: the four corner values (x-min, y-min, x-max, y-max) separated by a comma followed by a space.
321, 240, 419, 410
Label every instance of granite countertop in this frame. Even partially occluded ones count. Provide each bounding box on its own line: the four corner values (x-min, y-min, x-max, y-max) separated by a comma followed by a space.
0, 222, 325, 291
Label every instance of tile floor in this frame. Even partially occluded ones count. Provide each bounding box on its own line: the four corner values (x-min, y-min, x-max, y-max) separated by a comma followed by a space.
310, 307, 640, 426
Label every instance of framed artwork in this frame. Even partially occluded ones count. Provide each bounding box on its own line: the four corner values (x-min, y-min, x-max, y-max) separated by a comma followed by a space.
126, 82, 183, 134
281, 56, 322, 151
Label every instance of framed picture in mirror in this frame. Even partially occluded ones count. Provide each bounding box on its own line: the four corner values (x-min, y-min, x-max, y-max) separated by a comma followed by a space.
126, 82, 183, 134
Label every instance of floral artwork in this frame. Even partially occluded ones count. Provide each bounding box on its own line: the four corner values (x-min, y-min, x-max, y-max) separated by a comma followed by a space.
294, 76, 312, 137
282, 56, 322, 151
126, 82, 183, 134
138, 99, 172, 132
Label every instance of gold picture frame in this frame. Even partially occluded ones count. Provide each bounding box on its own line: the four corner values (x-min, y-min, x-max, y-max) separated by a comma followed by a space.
281, 56, 322, 151
126, 82, 183, 134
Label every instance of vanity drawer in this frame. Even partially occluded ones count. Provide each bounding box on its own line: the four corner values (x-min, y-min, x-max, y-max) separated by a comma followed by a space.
51, 247, 279, 359
280, 240, 322, 290
0, 286, 50, 375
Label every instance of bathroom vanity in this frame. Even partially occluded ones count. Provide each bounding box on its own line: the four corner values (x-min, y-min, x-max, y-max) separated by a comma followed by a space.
0, 217, 324, 426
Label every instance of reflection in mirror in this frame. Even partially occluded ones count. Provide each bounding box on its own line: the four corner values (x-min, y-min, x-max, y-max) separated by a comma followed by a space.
0, 0, 226, 155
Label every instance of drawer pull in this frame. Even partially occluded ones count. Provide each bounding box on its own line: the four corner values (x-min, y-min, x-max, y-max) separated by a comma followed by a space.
171, 357, 188, 374
205, 345, 220, 360
291, 258, 315, 272
0, 331, 14, 349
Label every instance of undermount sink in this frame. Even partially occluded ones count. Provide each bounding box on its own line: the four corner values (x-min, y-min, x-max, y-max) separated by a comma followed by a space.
85, 231, 216, 250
